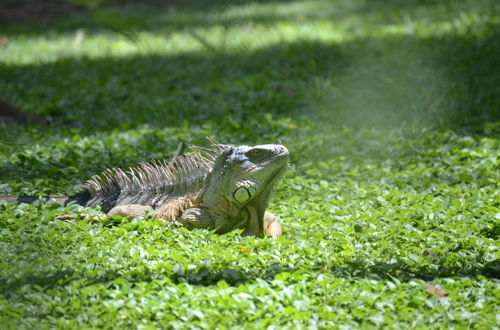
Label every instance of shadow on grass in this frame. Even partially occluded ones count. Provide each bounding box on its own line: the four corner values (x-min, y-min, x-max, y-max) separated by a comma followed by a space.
2, 28, 498, 134
0, 263, 292, 296
1, 40, 346, 129
170, 258, 500, 286
2, 0, 343, 35
332, 258, 500, 281
2, 0, 491, 38
1, 258, 498, 297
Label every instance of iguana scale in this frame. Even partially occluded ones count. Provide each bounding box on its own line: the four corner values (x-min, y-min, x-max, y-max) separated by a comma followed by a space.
1, 142, 289, 237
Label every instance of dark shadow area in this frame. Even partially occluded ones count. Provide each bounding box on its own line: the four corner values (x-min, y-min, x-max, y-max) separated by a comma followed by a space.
1, 0, 492, 37
0, 270, 77, 295
332, 258, 500, 281
0, 0, 84, 23
1, 40, 347, 129
2, 0, 320, 33
2, 30, 498, 133
170, 263, 294, 286
2, 258, 497, 298
171, 258, 500, 285
0, 263, 293, 297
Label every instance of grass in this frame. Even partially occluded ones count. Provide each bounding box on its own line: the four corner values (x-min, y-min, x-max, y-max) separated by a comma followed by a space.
0, 0, 499, 328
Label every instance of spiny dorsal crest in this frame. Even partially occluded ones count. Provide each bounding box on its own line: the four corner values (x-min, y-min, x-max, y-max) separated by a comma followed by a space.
85, 151, 216, 197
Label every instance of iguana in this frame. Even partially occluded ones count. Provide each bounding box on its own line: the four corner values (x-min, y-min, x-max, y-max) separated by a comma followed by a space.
1, 142, 289, 238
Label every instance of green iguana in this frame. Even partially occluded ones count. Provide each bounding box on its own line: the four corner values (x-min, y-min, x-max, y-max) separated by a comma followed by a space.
1, 142, 289, 238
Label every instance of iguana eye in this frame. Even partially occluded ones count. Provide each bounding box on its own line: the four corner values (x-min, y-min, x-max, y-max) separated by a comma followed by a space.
247, 149, 261, 157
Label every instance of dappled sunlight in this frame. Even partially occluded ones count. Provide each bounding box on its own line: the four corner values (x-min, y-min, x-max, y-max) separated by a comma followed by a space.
2, 0, 497, 131
1, 0, 495, 65
1, 31, 200, 65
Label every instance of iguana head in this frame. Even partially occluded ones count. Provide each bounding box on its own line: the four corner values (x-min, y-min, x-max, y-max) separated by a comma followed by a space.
203, 143, 289, 235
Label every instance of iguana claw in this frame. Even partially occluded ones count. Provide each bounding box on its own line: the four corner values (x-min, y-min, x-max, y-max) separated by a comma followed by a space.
56, 213, 101, 222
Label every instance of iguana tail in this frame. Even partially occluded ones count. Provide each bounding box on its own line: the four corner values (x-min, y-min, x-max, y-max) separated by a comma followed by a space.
0, 190, 91, 206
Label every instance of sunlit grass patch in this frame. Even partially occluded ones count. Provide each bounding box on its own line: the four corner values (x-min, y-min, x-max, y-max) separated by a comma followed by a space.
1, 0, 496, 64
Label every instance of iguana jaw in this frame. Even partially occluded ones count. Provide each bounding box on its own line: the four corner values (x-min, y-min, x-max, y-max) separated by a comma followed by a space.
225, 160, 288, 235
227, 145, 289, 235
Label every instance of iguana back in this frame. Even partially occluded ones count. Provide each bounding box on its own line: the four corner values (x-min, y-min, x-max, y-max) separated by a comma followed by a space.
84, 151, 216, 213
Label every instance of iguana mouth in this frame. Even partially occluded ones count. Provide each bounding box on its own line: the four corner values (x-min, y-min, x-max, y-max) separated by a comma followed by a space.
228, 158, 288, 235
247, 152, 289, 174
265, 161, 288, 186
254, 161, 288, 234
261, 146, 289, 195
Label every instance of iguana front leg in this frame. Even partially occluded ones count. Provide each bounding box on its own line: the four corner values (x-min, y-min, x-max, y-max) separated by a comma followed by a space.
178, 208, 215, 229
108, 204, 153, 218
179, 208, 246, 234
179, 207, 282, 238
263, 212, 282, 238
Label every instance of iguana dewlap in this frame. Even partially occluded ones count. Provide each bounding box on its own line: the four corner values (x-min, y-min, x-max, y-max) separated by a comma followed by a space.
2, 143, 289, 238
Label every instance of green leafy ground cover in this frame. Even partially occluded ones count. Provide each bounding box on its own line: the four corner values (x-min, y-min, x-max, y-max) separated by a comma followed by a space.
1, 0, 499, 328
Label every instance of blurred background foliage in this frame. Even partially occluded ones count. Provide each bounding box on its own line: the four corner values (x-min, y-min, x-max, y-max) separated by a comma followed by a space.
1, 0, 498, 132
